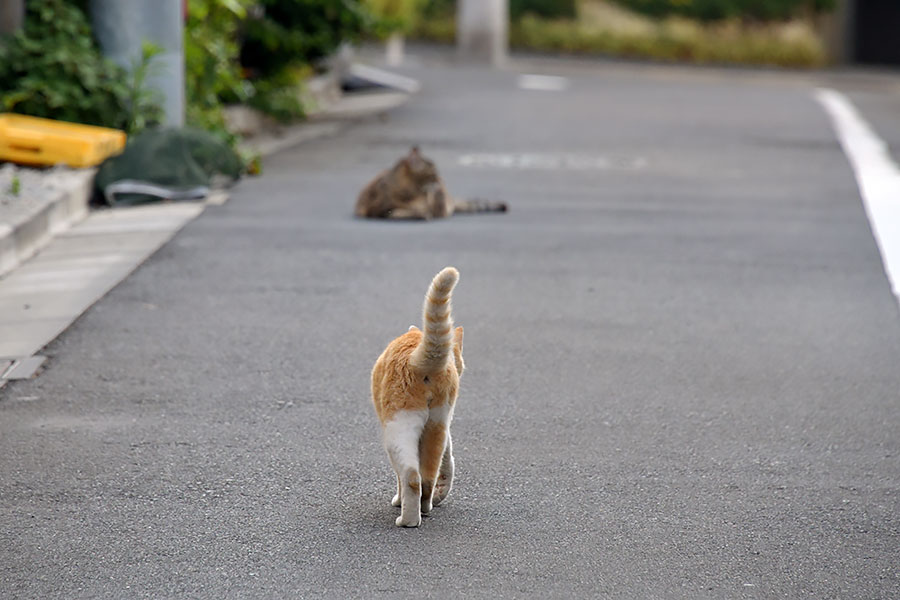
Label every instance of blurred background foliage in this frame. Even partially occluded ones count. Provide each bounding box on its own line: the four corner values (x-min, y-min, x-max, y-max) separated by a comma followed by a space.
188, 0, 372, 134
0, 0, 839, 142
0, 0, 163, 134
511, 0, 578, 19
364, 0, 429, 35
185, 0, 254, 137
414, 0, 835, 67
418, 0, 833, 21
612, 0, 834, 22
0, 0, 380, 142
239, 0, 372, 76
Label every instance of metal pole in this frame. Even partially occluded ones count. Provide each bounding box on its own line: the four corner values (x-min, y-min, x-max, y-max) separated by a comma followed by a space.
89, 0, 184, 127
457, 0, 508, 66
139, 0, 184, 127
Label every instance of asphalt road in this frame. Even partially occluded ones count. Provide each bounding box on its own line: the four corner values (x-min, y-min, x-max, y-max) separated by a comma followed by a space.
2, 52, 899, 599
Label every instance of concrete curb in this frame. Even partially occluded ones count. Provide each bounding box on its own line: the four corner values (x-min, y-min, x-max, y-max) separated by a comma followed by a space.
0, 169, 95, 279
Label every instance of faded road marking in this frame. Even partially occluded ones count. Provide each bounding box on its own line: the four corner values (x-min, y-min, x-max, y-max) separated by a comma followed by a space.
458, 152, 646, 171
517, 74, 569, 92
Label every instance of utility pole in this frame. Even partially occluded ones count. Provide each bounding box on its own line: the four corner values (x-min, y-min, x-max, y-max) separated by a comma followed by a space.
88, 0, 184, 127
457, 0, 508, 66
0, 0, 24, 34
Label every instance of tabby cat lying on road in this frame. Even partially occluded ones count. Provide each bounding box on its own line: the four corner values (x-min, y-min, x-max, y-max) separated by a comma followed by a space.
355, 147, 507, 220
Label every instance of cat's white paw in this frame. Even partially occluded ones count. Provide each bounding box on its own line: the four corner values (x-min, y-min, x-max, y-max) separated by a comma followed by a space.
391, 493, 401, 507
395, 515, 421, 527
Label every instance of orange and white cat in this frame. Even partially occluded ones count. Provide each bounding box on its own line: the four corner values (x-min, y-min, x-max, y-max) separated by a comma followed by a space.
370, 267, 464, 527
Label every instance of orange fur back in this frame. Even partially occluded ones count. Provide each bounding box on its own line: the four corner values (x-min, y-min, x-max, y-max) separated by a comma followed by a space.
371, 267, 464, 425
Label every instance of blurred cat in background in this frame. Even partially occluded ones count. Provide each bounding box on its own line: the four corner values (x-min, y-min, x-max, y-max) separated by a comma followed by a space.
355, 147, 507, 219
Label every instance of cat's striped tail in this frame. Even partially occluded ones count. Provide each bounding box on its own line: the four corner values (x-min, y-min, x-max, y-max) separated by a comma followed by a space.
453, 198, 507, 214
410, 266, 459, 373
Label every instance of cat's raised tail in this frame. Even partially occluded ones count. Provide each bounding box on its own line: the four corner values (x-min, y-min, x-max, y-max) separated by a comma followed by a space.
410, 266, 459, 373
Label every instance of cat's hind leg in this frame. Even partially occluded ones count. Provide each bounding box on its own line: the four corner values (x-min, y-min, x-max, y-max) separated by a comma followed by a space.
387, 196, 431, 220
433, 432, 454, 506
418, 421, 449, 514
383, 409, 427, 527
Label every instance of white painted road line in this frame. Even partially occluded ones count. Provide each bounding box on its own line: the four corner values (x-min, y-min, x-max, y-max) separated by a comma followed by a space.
815, 88, 900, 308
517, 74, 570, 92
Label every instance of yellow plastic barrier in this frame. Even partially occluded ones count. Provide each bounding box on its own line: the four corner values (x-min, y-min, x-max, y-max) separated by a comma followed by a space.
0, 113, 126, 168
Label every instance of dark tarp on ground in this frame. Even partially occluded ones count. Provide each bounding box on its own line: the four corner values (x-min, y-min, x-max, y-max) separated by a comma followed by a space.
95, 127, 243, 205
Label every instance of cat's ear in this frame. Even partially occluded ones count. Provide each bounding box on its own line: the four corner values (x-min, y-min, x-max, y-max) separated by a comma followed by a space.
406, 147, 424, 169
454, 326, 464, 350
408, 325, 420, 332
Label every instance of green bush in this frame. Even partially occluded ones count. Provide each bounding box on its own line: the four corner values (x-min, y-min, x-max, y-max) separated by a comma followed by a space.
508, 13, 825, 66
185, 0, 254, 137
238, 0, 376, 123
186, 0, 381, 137
240, 0, 373, 78
246, 67, 309, 123
611, 0, 835, 22
511, 0, 577, 20
421, 0, 455, 18
0, 0, 162, 133
364, 0, 428, 34
419, 0, 577, 21
414, 11, 826, 67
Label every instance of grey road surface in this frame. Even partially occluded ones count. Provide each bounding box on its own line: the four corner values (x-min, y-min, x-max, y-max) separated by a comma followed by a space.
2, 53, 899, 598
